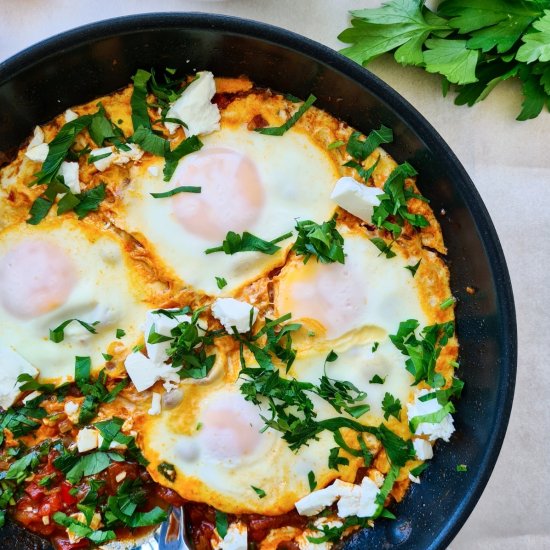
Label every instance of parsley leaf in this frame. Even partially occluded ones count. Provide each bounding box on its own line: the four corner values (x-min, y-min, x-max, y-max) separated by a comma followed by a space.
369, 374, 386, 384
328, 447, 349, 470
255, 94, 316, 135
251, 485, 266, 498
517, 10, 550, 63
131, 69, 152, 131
163, 135, 203, 181
72, 182, 107, 219
158, 462, 177, 482
405, 259, 421, 277
49, 319, 99, 343
53, 512, 115, 544
215, 510, 229, 538
205, 230, 292, 255
381, 392, 402, 421
389, 319, 454, 388
308, 470, 317, 491
215, 276, 228, 289
150, 185, 201, 198
292, 217, 345, 264
346, 126, 393, 162
27, 196, 53, 225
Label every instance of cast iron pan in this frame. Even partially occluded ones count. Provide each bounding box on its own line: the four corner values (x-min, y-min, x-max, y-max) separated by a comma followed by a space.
0, 13, 516, 550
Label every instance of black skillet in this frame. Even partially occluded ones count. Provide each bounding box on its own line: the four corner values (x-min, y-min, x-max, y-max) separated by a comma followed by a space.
0, 13, 517, 550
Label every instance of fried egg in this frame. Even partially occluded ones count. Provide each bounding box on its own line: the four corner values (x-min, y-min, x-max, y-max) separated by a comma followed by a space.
114, 124, 340, 296
0, 218, 151, 382
140, 380, 363, 515
274, 228, 430, 342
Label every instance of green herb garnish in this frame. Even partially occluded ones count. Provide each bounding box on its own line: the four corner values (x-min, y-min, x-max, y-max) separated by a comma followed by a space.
292, 217, 345, 264
255, 94, 316, 135
205, 230, 292, 256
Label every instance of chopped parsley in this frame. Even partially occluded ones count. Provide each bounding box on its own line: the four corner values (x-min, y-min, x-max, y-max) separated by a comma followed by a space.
255, 94, 316, 136
150, 185, 201, 198
346, 126, 393, 162
456, 464, 468, 472
328, 140, 345, 150
371, 341, 379, 353
369, 374, 386, 384
115, 328, 126, 339
389, 319, 454, 388
405, 259, 421, 277
371, 162, 429, 239
53, 512, 115, 544
409, 401, 455, 432
205, 230, 292, 256
130, 69, 153, 131
251, 485, 266, 498
308, 470, 317, 491
292, 217, 345, 264
328, 447, 349, 470
49, 319, 99, 343
370, 237, 396, 259
157, 462, 177, 482
381, 392, 402, 421
215, 510, 229, 538
440, 295, 456, 310
215, 276, 228, 289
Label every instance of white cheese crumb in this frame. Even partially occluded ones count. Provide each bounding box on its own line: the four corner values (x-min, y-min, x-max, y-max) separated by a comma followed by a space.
358, 476, 380, 518
115, 471, 127, 483
64, 401, 80, 423
28, 126, 44, 148
58, 161, 81, 194
407, 389, 455, 442
330, 176, 384, 222
147, 165, 159, 176
165, 71, 220, 136
144, 308, 191, 364
76, 427, 100, 453
409, 473, 421, 484
332, 479, 362, 518
124, 351, 179, 392
211, 298, 258, 334
25, 142, 49, 162
90, 146, 114, 171
413, 438, 434, 460
0, 346, 38, 409
64, 109, 78, 123
148, 392, 162, 416
295, 485, 338, 516
212, 521, 247, 550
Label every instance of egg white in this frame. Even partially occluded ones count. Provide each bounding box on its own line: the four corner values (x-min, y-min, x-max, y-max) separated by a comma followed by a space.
0, 218, 150, 382
117, 125, 340, 296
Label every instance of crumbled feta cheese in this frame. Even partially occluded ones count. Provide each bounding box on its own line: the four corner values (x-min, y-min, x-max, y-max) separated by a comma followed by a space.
57, 161, 81, 194
407, 389, 455, 442
124, 351, 179, 392
413, 438, 434, 460
212, 521, 247, 550
409, 473, 421, 484
25, 143, 49, 162
64, 400, 80, 423
358, 476, 380, 518
76, 427, 100, 453
0, 346, 38, 409
211, 298, 258, 334
144, 308, 191, 364
90, 146, 114, 171
22, 391, 41, 405
91, 144, 144, 171
112, 143, 144, 165
330, 177, 384, 222
165, 71, 220, 136
295, 484, 338, 516
115, 471, 127, 483
332, 479, 362, 518
148, 392, 162, 415
28, 126, 44, 148
64, 109, 78, 123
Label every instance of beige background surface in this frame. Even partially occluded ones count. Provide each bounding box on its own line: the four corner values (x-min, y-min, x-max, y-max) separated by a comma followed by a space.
1, 1, 549, 548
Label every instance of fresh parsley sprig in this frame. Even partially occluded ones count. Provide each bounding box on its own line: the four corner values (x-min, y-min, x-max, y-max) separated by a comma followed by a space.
339, 0, 550, 120
292, 217, 345, 264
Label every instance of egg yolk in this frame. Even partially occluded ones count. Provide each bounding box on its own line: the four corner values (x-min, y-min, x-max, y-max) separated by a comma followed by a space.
197, 394, 263, 463
0, 239, 77, 319
171, 147, 264, 242
277, 259, 368, 340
